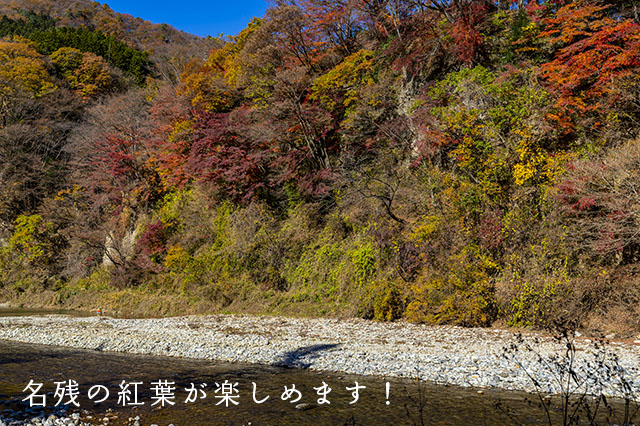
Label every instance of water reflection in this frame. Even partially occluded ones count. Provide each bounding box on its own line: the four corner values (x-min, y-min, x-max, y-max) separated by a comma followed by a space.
0, 307, 94, 318
0, 340, 577, 426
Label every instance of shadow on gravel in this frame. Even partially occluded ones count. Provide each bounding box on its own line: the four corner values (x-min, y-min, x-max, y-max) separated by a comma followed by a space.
274, 344, 339, 369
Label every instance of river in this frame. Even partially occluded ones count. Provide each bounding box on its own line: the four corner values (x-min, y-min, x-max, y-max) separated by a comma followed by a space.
0, 309, 634, 425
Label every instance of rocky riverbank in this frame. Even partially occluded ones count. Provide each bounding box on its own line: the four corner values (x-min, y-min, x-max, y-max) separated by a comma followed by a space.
0, 413, 89, 426
0, 404, 133, 426
0, 314, 639, 399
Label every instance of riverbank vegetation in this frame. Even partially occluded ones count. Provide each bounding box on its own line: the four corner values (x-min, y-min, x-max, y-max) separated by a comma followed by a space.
1, 0, 640, 335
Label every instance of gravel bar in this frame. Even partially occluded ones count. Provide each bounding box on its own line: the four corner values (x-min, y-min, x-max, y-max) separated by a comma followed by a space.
1, 412, 97, 426
1, 314, 639, 398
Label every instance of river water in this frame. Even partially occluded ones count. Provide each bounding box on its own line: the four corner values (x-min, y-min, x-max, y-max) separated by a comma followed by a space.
0, 310, 633, 425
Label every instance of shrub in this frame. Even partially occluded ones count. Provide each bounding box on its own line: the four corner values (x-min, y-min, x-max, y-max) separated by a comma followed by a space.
406, 245, 499, 327
358, 279, 406, 321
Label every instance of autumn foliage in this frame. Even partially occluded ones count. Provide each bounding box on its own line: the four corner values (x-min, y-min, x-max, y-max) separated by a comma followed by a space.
540, 1, 640, 131
3, 0, 640, 333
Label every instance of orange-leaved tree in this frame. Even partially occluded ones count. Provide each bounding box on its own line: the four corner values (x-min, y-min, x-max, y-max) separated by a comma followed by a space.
540, 0, 640, 133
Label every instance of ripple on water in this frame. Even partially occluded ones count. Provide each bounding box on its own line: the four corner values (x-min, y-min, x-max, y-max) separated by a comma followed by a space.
0, 340, 634, 426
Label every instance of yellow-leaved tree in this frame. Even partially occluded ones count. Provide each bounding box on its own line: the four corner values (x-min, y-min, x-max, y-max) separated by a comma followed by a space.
50, 47, 113, 99
177, 18, 262, 112
0, 37, 55, 124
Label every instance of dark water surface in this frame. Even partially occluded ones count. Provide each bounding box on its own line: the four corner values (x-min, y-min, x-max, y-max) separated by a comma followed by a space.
0, 310, 632, 425
0, 307, 94, 317
0, 339, 576, 426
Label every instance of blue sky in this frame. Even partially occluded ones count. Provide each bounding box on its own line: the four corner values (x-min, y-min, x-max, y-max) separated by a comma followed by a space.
98, 1, 270, 37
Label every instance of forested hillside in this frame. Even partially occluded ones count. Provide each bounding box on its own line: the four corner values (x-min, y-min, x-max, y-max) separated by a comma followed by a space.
1, 0, 640, 335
